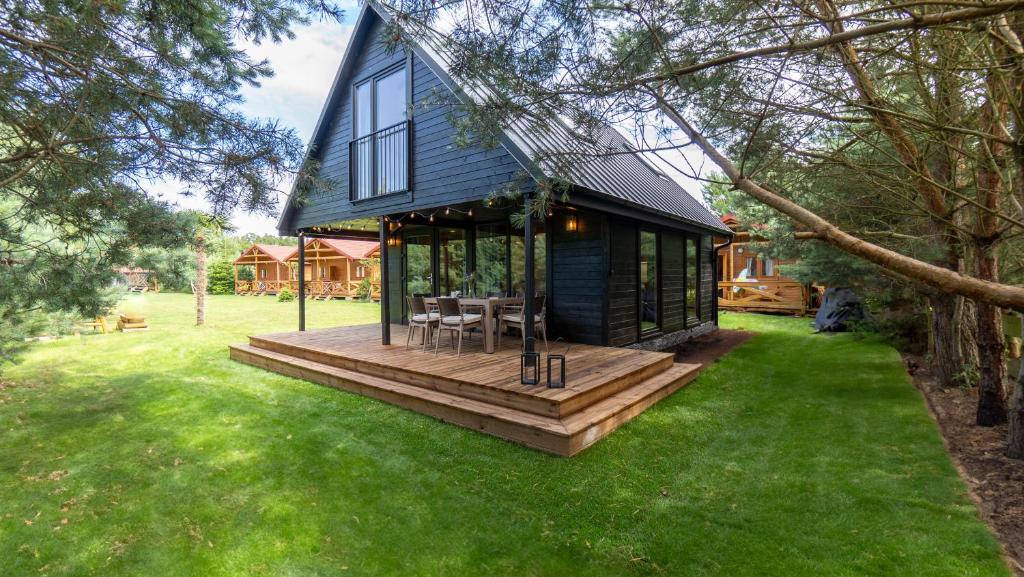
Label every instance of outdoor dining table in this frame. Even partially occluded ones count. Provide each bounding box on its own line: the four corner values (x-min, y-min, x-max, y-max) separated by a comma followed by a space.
423, 296, 523, 354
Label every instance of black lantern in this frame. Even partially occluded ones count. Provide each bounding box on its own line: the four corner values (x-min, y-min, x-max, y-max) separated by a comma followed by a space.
521, 351, 540, 385
547, 354, 565, 388
547, 340, 570, 388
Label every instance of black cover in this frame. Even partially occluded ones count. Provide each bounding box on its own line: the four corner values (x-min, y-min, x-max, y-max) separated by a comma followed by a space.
814, 287, 870, 332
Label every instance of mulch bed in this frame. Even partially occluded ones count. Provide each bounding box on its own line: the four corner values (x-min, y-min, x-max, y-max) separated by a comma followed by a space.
906, 355, 1024, 576
672, 329, 754, 366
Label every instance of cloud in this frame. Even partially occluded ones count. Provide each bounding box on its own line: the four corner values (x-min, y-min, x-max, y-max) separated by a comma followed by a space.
158, 14, 357, 235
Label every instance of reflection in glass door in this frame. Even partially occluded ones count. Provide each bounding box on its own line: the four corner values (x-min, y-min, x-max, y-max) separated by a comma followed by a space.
439, 228, 468, 296
511, 222, 546, 296
640, 230, 659, 332
405, 228, 433, 298
475, 223, 508, 296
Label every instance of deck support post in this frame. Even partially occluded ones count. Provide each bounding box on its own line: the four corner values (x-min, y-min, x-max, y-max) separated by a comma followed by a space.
380, 216, 391, 345
523, 197, 535, 354
298, 232, 306, 332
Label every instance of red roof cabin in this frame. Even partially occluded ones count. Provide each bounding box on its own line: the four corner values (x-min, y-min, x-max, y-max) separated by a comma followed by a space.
291, 238, 381, 300
232, 244, 297, 295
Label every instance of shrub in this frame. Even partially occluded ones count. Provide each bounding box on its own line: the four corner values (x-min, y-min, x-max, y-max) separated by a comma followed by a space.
356, 278, 372, 301
207, 260, 236, 295
277, 287, 296, 302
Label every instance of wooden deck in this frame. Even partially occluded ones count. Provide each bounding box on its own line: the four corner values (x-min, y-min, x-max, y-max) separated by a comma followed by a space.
230, 324, 702, 456
718, 280, 812, 314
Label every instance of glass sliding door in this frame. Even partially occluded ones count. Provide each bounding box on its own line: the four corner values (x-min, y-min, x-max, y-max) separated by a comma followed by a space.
405, 228, 433, 298
439, 228, 468, 296
475, 223, 508, 296
640, 230, 659, 332
686, 235, 699, 326
510, 220, 546, 296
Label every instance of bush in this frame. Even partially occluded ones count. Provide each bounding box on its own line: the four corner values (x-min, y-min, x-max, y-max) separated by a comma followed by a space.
277, 287, 296, 302
356, 278, 372, 301
207, 260, 235, 295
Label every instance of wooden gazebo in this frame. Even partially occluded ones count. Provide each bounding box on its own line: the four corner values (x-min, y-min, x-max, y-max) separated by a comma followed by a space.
233, 244, 297, 295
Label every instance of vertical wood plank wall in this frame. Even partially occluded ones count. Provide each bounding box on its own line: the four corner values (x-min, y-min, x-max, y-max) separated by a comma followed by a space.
550, 210, 606, 345
607, 219, 638, 347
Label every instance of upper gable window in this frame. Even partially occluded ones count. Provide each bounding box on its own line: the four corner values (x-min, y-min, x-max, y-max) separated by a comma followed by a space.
351, 65, 409, 200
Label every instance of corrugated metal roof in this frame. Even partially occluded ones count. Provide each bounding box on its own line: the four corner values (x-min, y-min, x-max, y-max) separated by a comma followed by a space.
280, 1, 731, 235
403, 8, 732, 234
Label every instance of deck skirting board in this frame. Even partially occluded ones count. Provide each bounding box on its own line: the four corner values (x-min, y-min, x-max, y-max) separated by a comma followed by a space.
230, 328, 702, 456
627, 323, 717, 352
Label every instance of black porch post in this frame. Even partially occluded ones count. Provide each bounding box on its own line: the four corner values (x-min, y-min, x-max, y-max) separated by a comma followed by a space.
297, 232, 306, 332
523, 197, 535, 353
379, 216, 391, 345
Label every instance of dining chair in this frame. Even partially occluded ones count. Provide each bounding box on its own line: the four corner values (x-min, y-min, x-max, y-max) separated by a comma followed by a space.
434, 297, 482, 357
406, 296, 439, 351
498, 295, 548, 351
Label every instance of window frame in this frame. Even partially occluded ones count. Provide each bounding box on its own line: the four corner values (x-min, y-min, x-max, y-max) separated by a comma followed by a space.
638, 228, 662, 338
349, 60, 413, 202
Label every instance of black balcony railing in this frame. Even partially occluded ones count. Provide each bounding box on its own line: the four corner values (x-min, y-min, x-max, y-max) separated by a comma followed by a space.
350, 121, 409, 201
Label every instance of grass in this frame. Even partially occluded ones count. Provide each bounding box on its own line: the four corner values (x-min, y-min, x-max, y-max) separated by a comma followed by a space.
0, 294, 1009, 577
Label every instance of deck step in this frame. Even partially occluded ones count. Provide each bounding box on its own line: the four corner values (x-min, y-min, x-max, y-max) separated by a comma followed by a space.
230, 343, 700, 456
247, 334, 673, 418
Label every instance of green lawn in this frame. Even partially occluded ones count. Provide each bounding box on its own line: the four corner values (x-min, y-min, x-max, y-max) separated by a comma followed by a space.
0, 294, 1008, 576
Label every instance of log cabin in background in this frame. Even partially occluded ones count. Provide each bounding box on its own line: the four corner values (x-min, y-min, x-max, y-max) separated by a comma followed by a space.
298, 238, 381, 300
716, 214, 820, 315
233, 244, 297, 295
233, 240, 381, 299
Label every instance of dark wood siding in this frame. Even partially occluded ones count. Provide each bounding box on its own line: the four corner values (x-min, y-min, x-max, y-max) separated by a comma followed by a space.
660, 231, 686, 333
293, 13, 530, 230
606, 219, 638, 347
700, 234, 714, 323
549, 211, 605, 345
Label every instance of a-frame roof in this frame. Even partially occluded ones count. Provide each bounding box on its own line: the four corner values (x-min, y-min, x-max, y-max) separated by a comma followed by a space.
297, 238, 380, 260
278, 1, 730, 235
233, 243, 298, 265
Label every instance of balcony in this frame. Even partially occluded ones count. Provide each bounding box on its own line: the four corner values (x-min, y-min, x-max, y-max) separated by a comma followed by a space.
350, 120, 409, 201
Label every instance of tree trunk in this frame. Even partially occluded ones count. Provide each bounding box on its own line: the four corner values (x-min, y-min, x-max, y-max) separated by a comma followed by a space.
196, 232, 207, 327
656, 99, 1024, 312
960, 299, 980, 378
975, 254, 1007, 426
930, 293, 964, 388
1008, 314, 1024, 458
973, 64, 1010, 426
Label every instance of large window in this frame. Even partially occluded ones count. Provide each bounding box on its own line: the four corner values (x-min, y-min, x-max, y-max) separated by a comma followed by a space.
351, 66, 408, 200
475, 223, 508, 296
640, 230, 659, 333
439, 228, 467, 296
405, 228, 432, 297
511, 222, 546, 296
686, 235, 700, 326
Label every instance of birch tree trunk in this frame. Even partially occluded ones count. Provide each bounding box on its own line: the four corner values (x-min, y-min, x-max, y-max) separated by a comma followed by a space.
1008, 315, 1024, 458
196, 232, 207, 327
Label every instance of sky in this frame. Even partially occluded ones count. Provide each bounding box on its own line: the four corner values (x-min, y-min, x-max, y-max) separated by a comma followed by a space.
166, 3, 707, 236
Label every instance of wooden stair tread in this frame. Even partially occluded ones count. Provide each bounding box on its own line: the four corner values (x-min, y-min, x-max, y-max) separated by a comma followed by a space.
230, 341, 702, 456
232, 344, 569, 434
561, 364, 700, 434
245, 331, 675, 419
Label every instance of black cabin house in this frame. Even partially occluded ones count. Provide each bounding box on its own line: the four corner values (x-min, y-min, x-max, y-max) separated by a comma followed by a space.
278, 1, 733, 350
